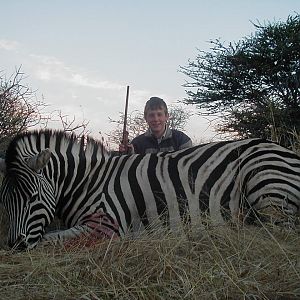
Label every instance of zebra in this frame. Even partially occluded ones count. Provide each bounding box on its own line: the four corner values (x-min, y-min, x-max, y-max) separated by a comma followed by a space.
0, 129, 299, 250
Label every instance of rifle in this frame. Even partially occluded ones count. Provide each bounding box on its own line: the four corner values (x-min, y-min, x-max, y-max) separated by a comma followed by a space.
120, 85, 130, 154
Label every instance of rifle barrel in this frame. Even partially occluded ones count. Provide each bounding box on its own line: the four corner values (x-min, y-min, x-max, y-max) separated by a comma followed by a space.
123, 85, 130, 135
121, 86, 130, 154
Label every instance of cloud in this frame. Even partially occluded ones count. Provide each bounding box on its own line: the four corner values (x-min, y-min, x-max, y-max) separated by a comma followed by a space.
0, 39, 20, 51
69, 73, 124, 90
30, 54, 125, 90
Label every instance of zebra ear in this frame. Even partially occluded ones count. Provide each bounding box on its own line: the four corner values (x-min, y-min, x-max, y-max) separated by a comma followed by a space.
0, 158, 6, 174
27, 149, 52, 172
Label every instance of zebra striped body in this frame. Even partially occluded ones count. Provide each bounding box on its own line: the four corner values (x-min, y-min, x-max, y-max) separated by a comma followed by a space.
0, 130, 299, 249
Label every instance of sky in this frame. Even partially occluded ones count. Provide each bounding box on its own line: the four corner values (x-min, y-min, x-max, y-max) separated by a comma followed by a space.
1, 1, 299, 147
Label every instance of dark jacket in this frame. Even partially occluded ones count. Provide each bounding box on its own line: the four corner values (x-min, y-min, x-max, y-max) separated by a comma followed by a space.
131, 127, 192, 154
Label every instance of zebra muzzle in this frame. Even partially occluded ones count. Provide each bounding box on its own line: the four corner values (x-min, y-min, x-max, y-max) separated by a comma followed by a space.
10, 233, 28, 251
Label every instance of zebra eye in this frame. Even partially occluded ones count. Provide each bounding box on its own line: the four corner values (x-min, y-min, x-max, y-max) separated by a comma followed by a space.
29, 192, 39, 203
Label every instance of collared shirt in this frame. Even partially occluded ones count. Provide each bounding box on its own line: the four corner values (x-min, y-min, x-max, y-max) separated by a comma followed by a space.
149, 126, 167, 145
131, 126, 192, 154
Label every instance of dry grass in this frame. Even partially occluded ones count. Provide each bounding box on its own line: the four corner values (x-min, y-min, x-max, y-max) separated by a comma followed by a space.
2, 127, 300, 299
0, 211, 299, 300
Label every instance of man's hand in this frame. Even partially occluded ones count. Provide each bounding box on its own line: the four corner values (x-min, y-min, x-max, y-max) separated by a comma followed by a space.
119, 143, 134, 154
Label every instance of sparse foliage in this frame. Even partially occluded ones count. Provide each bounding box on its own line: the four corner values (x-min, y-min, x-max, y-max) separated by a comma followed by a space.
108, 110, 147, 147
180, 14, 300, 146
0, 67, 47, 150
0, 68, 93, 155
168, 105, 192, 131
44, 109, 91, 137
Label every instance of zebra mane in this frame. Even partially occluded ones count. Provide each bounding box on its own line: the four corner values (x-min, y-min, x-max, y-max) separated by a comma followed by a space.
5, 129, 110, 167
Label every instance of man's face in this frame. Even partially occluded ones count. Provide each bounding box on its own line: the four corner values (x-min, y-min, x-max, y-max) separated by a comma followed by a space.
145, 108, 169, 137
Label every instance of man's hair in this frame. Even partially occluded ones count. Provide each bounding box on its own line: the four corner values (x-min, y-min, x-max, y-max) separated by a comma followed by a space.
144, 97, 168, 118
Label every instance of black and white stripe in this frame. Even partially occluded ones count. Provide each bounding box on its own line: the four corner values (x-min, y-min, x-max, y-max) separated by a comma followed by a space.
0, 130, 299, 249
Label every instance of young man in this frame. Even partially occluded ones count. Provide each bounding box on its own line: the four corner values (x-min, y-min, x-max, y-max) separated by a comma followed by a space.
119, 97, 192, 154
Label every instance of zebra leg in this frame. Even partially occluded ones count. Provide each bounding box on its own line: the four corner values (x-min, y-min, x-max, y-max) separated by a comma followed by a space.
41, 212, 120, 246
41, 224, 93, 245
253, 196, 297, 227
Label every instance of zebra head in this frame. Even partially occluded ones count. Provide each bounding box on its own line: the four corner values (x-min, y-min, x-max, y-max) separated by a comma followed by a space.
0, 149, 56, 250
